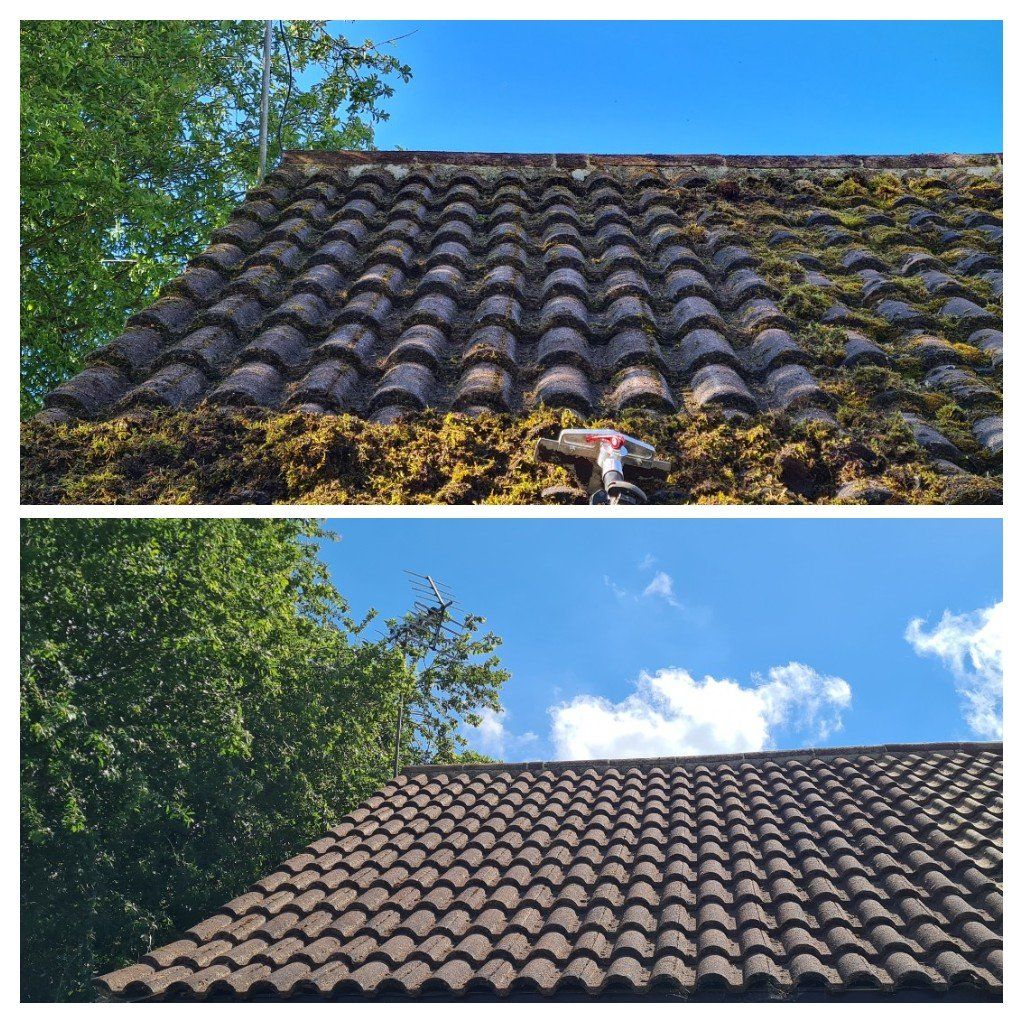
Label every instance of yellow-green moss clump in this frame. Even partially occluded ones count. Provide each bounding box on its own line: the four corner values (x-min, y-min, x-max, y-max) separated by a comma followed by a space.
21, 406, 1001, 505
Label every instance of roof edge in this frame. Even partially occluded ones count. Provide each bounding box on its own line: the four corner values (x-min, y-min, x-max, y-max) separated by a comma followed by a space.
283, 150, 1002, 171
408, 741, 1002, 778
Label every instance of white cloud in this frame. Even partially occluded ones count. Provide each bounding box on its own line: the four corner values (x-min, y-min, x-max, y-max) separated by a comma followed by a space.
608, 568, 702, 619
754, 663, 853, 742
638, 553, 656, 571
642, 571, 681, 608
905, 601, 1003, 739
465, 707, 538, 760
549, 662, 852, 759
471, 708, 508, 756
603, 574, 630, 601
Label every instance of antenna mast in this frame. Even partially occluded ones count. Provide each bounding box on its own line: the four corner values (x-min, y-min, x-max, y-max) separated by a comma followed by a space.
257, 20, 272, 181
383, 572, 463, 777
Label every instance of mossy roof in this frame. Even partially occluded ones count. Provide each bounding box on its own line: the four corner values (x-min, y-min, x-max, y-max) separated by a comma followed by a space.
29, 152, 1003, 505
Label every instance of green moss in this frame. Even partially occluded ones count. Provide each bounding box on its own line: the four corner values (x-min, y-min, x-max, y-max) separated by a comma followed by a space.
867, 173, 905, 205
780, 284, 833, 320
941, 473, 1003, 504
944, 228, 999, 252
831, 278, 864, 303
802, 324, 847, 367
951, 341, 990, 367
824, 366, 924, 425
863, 226, 915, 250
968, 277, 997, 304
745, 201, 785, 223
892, 353, 925, 378
889, 276, 929, 303
680, 223, 708, 246
834, 210, 867, 230
755, 249, 801, 293
906, 176, 950, 201
21, 405, 1000, 506
932, 402, 981, 457
835, 176, 868, 198
963, 178, 1002, 207
843, 310, 900, 344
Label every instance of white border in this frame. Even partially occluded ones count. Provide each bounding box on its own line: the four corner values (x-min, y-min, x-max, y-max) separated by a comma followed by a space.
18, 505, 1005, 519
7, 7, 1013, 1016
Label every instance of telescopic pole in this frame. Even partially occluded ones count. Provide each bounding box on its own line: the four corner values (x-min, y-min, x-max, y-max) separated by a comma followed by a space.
393, 653, 419, 777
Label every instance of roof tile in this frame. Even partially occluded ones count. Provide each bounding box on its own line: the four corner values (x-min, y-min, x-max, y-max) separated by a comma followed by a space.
97, 741, 1001, 1001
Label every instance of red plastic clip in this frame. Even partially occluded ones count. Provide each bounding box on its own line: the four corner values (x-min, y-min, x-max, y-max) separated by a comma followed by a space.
584, 434, 625, 449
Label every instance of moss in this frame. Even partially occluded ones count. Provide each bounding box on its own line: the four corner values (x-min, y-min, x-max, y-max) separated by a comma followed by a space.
843, 310, 900, 344
802, 324, 847, 367
834, 211, 867, 230
21, 405, 1000, 506
951, 341, 990, 367
892, 353, 925, 378
824, 368, 924, 427
941, 473, 1003, 504
932, 402, 983, 458
746, 201, 786, 224
755, 249, 801, 293
944, 228, 999, 251
835, 176, 868, 198
918, 392, 946, 415
780, 284, 833, 320
863, 226, 915, 250
934, 315, 982, 343
967, 277, 997, 304
680, 223, 708, 246
831, 277, 864, 303
867, 173, 905, 205
963, 178, 1002, 206
793, 178, 822, 196
906, 176, 950, 201
889, 276, 929, 303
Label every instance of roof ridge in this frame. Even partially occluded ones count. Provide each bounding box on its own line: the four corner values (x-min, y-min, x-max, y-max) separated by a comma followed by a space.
284, 149, 1002, 171
408, 740, 1003, 777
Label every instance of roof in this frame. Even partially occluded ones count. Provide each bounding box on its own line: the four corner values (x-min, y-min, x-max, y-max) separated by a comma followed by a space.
35, 151, 1002, 503
96, 741, 1002, 1001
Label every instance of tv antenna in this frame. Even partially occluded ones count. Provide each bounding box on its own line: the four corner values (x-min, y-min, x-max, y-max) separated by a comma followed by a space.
382, 572, 464, 776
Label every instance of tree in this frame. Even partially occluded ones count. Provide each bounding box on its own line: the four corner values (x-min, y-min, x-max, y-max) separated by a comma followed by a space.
382, 591, 510, 767
20, 20, 411, 416
21, 519, 505, 1001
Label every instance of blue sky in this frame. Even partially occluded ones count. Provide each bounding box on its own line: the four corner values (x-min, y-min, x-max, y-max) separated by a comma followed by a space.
319, 518, 1002, 762
332, 20, 1002, 154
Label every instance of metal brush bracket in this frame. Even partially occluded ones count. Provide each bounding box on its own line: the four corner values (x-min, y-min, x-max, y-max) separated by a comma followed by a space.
536, 429, 670, 505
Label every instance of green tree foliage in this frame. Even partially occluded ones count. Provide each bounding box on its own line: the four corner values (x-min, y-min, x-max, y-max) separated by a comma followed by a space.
20, 20, 411, 416
21, 519, 505, 1001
